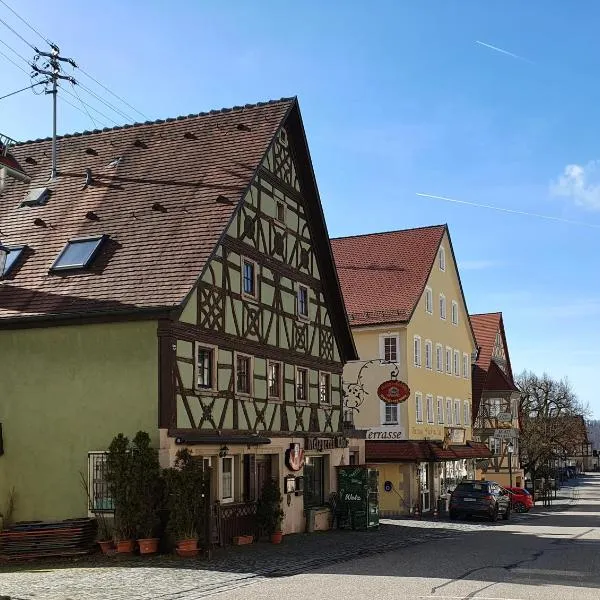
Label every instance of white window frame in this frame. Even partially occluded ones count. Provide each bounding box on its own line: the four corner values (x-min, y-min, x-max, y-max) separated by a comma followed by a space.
463, 353, 469, 379
267, 360, 283, 401
380, 334, 399, 363
437, 396, 444, 424
235, 352, 253, 396
241, 256, 258, 299
425, 286, 433, 314
446, 397, 453, 425
451, 300, 458, 325
489, 437, 501, 455
426, 394, 434, 424
319, 371, 331, 405
220, 456, 234, 503
384, 403, 398, 425
297, 283, 310, 320
439, 247, 446, 271
439, 294, 446, 320
454, 399, 461, 425
453, 350, 460, 377
295, 366, 309, 403
194, 342, 218, 391
463, 400, 470, 426
415, 392, 423, 424
413, 335, 422, 367
435, 343, 443, 372
425, 339, 432, 370
445, 346, 452, 374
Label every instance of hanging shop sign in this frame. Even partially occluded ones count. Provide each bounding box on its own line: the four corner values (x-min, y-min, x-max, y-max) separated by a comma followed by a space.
494, 429, 517, 440
305, 436, 349, 452
285, 443, 305, 471
496, 412, 513, 422
366, 426, 406, 441
377, 380, 410, 404
384, 480, 393, 492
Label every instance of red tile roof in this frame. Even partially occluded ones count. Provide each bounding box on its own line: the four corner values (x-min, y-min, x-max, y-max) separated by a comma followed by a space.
365, 440, 493, 462
470, 312, 517, 421
331, 225, 446, 326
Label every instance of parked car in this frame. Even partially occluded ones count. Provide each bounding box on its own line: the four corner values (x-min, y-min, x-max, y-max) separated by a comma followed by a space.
505, 486, 534, 512
449, 480, 511, 522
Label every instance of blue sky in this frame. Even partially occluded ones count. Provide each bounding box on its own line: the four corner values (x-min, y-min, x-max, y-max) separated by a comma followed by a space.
2, 1, 600, 414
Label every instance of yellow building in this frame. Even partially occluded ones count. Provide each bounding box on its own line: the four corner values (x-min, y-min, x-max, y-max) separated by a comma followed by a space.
332, 225, 492, 516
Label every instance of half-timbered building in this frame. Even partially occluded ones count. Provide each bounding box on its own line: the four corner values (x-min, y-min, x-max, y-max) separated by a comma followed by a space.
0, 98, 358, 537
471, 312, 523, 487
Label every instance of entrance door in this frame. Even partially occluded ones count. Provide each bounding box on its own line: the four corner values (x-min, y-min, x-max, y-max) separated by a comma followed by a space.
256, 456, 271, 498
419, 463, 431, 511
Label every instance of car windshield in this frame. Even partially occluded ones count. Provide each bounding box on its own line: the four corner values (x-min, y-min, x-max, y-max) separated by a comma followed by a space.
455, 482, 488, 493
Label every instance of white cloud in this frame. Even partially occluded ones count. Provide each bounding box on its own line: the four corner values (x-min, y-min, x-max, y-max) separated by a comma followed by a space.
551, 160, 600, 210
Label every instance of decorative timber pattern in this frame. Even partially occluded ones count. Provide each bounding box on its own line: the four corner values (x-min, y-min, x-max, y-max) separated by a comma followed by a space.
162, 126, 345, 437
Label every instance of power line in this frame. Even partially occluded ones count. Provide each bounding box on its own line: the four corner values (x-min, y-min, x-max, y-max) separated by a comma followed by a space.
59, 95, 110, 129
0, 13, 36, 51
76, 80, 136, 122
0, 36, 31, 67
0, 47, 29, 74
70, 82, 98, 129
0, 0, 52, 47
0, 82, 44, 101
58, 84, 119, 126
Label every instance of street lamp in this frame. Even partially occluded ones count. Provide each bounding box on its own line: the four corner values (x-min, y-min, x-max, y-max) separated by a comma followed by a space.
507, 442, 514, 487
0, 242, 8, 277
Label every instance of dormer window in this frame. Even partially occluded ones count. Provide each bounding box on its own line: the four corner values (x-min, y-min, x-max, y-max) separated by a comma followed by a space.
51, 235, 105, 271
2, 245, 26, 277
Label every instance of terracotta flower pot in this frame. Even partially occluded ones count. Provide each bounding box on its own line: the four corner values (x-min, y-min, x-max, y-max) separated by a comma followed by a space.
98, 540, 113, 554
138, 538, 159, 554
270, 531, 283, 544
176, 547, 200, 558
177, 538, 199, 551
116, 539, 136, 553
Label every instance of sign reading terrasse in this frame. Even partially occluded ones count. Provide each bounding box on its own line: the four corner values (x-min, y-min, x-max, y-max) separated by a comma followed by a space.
366, 426, 406, 441
377, 380, 410, 404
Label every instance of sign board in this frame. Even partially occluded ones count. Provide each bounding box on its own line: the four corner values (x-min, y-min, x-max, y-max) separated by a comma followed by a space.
285, 443, 305, 471
366, 426, 406, 441
494, 429, 517, 440
377, 380, 410, 404
497, 412, 513, 422
445, 427, 465, 444
305, 436, 348, 452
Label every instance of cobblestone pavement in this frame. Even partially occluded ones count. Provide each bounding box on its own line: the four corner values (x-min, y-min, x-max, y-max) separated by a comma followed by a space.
0, 481, 581, 600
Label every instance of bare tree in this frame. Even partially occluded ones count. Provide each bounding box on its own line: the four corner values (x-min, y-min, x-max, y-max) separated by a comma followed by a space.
516, 370, 589, 481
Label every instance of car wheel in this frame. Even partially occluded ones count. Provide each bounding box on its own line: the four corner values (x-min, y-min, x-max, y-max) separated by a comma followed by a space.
514, 502, 527, 513
502, 506, 511, 521
489, 506, 499, 522
449, 511, 459, 520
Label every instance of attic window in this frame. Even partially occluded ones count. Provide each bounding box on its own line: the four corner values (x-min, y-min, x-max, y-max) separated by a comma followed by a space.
20, 187, 50, 208
51, 235, 105, 271
2, 245, 26, 277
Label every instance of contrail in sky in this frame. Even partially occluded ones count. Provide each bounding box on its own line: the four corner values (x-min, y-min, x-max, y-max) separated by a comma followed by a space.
415, 192, 600, 230
475, 40, 534, 64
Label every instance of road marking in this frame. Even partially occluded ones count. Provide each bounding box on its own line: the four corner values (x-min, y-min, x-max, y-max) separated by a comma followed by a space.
511, 567, 588, 577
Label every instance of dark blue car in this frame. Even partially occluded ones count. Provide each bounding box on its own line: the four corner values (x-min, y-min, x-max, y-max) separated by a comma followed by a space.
449, 480, 511, 522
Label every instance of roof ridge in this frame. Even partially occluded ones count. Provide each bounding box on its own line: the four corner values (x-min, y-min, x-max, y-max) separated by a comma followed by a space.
332, 223, 447, 240
15, 97, 296, 146
470, 312, 502, 318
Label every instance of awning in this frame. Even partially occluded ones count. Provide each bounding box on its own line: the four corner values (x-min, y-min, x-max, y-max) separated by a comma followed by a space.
366, 440, 493, 462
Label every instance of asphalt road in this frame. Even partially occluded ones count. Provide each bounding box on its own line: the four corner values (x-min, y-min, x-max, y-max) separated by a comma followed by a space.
217, 475, 600, 600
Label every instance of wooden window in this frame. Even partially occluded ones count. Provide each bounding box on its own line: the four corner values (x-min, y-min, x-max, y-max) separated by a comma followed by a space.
382, 336, 398, 362
453, 350, 460, 376
463, 401, 470, 426
446, 397, 453, 425
221, 457, 234, 502
439, 247, 446, 271
439, 294, 446, 320
319, 372, 331, 404
236, 354, 252, 395
425, 340, 432, 370
415, 392, 423, 423
195, 344, 216, 390
454, 399, 461, 425
413, 336, 421, 367
426, 394, 434, 423
437, 396, 444, 424
445, 347, 452, 374
297, 284, 309, 318
436, 344, 443, 372
385, 403, 398, 424
268, 361, 281, 399
296, 367, 308, 402
463, 353, 469, 378
242, 258, 257, 297
451, 301, 458, 325
276, 201, 286, 223
425, 286, 433, 314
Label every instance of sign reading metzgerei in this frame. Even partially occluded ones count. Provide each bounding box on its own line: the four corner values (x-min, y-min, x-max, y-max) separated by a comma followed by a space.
366, 426, 406, 441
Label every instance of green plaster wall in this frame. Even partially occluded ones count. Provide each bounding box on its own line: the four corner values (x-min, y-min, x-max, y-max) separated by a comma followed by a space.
0, 321, 158, 522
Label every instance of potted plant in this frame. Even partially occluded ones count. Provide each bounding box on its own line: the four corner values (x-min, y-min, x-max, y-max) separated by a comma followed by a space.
79, 472, 113, 554
257, 478, 284, 544
131, 432, 161, 555
106, 434, 137, 553
164, 449, 209, 557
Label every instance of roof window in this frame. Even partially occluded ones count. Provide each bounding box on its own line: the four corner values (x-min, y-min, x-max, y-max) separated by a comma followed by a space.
20, 187, 50, 208
51, 235, 105, 271
2, 245, 26, 277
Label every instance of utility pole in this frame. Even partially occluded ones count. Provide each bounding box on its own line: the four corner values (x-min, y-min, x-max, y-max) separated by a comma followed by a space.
31, 44, 77, 180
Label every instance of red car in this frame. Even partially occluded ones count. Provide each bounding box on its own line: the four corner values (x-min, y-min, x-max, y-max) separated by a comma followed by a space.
505, 486, 534, 512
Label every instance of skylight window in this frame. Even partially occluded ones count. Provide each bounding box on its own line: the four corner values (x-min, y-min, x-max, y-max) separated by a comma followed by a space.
51, 236, 105, 271
20, 187, 50, 208
2, 245, 25, 277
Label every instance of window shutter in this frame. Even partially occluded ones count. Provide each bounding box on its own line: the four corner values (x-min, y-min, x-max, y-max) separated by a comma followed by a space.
244, 454, 257, 501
